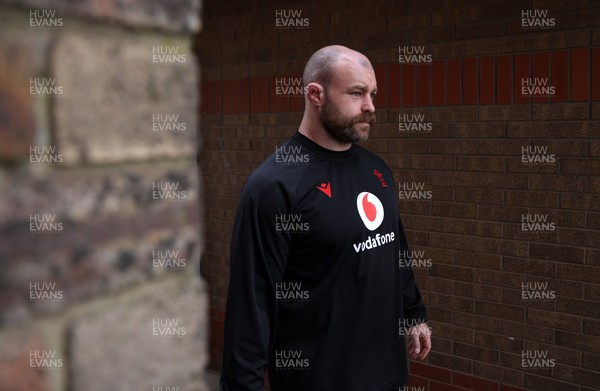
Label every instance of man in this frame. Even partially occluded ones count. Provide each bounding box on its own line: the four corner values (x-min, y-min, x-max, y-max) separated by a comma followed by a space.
220, 45, 431, 391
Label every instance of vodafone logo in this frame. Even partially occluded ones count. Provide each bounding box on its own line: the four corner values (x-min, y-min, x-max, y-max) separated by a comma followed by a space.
356, 192, 384, 231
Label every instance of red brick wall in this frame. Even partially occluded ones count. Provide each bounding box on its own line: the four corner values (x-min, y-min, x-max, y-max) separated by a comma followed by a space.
196, 1, 599, 390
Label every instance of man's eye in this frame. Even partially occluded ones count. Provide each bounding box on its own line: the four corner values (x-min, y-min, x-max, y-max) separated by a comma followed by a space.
351, 92, 363, 97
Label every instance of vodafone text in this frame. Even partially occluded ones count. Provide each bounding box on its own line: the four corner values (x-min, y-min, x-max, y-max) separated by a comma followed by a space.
353, 231, 395, 253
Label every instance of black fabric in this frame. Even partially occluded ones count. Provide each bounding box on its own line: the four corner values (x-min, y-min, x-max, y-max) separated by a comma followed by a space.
220, 132, 427, 391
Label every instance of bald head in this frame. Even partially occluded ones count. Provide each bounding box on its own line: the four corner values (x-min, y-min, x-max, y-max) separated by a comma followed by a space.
303, 45, 373, 88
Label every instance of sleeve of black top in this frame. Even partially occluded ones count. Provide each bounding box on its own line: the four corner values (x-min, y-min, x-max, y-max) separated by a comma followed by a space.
220, 178, 292, 391
397, 215, 428, 323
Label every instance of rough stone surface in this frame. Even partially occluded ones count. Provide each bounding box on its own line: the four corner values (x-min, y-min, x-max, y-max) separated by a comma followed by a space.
69, 276, 209, 391
0, 0, 201, 32
52, 30, 197, 165
0, 162, 198, 227
0, 331, 52, 391
0, 162, 200, 326
0, 8, 51, 164
0, 39, 36, 164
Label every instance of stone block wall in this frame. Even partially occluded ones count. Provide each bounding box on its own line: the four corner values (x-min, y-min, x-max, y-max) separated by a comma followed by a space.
0, 1, 209, 390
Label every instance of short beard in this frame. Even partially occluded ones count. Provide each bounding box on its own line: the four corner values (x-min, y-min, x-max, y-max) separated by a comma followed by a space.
319, 99, 376, 144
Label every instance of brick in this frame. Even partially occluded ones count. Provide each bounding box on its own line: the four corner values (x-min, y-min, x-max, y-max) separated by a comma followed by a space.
594, 48, 600, 101
456, 220, 503, 238
588, 212, 600, 230
478, 140, 531, 158
557, 296, 599, 319
456, 156, 505, 172
410, 27, 454, 44
550, 50, 568, 102
389, 139, 430, 154
583, 317, 600, 336
496, 55, 512, 104
453, 371, 501, 391
447, 58, 461, 105
474, 362, 524, 388
455, 122, 505, 138
479, 173, 528, 189
556, 366, 600, 389
373, 64, 387, 109
527, 308, 581, 331
417, 64, 430, 106
507, 121, 561, 138
475, 301, 524, 323
587, 249, 600, 266
430, 107, 478, 122
502, 321, 554, 343
478, 205, 528, 223
523, 374, 579, 391
571, 48, 590, 101
222, 79, 232, 114
454, 252, 502, 270
428, 306, 453, 324
462, 57, 478, 105
474, 330, 522, 353
562, 159, 600, 176
401, 63, 417, 107
430, 232, 478, 252
257, 76, 269, 113
430, 380, 470, 391
514, 53, 531, 104
405, 374, 429, 390
582, 351, 600, 373
426, 278, 454, 295
525, 341, 581, 366
531, 51, 551, 104
455, 188, 503, 204
411, 155, 455, 170
455, 281, 503, 301
389, 64, 401, 108
478, 56, 494, 105
430, 292, 474, 312
405, 215, 454, 234
431, 322, 474, 344
478, 238, 528, 257
479, 105, 529, 121
410, 361, 452, 383
504, 190, 559, 208
456, 19, 506, 40
558, 227, 600, 247
431, 60, 446, 106
560, 193, 600, 211
453, 312, 502, 334
531, 30, 589, 51
556, 263, 600, 284
431, 139, 479, 155
454, 342, 499, 364
529, 174, 586, 192
529, 243, 585, 264
531, 103, 589, 120
558, 124, 598, 141
428, 352, 472, 373
430, 264, 473, 282
479, 0, 530, 21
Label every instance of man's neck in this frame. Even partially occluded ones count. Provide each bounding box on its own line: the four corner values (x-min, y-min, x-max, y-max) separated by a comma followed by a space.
298, 117, 352, 152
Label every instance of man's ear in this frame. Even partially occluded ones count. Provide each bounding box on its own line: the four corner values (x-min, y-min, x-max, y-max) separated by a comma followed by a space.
306, 82, 324, 106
